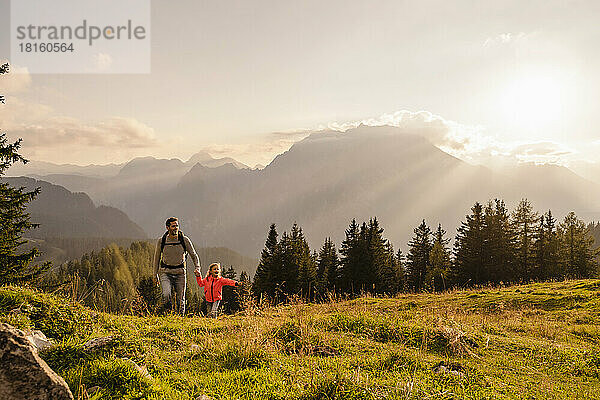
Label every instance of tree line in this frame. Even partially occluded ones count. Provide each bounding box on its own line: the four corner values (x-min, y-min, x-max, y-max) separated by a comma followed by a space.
253, 199, 600, 301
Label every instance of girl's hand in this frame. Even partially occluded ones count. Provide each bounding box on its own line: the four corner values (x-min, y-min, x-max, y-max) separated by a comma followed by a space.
193, 268, 202, 277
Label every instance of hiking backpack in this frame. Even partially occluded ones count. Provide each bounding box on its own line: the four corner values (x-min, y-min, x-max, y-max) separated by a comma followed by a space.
160, 231, 188, 257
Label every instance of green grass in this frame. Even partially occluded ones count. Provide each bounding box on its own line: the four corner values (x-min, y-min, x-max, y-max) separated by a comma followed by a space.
1, 280, 600, 399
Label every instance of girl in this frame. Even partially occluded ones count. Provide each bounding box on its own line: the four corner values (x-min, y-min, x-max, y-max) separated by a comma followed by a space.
196, 262, 238, 317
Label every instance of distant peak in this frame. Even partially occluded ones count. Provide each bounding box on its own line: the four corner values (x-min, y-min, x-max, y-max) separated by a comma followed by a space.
187, 151, 215, 164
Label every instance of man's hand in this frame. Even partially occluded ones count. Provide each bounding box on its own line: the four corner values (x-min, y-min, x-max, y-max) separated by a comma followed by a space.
193, 267, 202, 277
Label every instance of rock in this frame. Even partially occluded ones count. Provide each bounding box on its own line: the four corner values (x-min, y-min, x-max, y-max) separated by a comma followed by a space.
196, 395, 214, 400
0, 323, 73, 400
432, 361, 465, 378
189, 344, 200, 351
27, 330, 53, 352
82, 336, 116, 352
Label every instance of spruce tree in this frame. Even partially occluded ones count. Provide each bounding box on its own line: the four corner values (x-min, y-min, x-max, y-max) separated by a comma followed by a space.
396, 249, 406, 291
357, 222, 372, 292
558, 212, 599, 278
339, 219, 361, 294
275, 231, 293, 300
512, 199, 539, 281
221, 266, 239, 313
534, 214, 547, 281
483, 199, 516, 283
426, 224, 451, 291
542, 210, 560, 279
406, 219, 432, 291
253, 223, 279, 300
379, 240, 400, 294
292, 224, 317, 300
453, 202, 485, 286
366, 218, 391, 293
316, 237, 339, 295
0, 62, 48, 284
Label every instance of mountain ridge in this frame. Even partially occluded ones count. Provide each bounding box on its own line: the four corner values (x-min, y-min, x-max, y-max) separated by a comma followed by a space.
7, 125, 600, 256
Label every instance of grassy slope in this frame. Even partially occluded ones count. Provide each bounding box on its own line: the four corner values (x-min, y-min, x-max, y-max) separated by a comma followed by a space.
1, 280, 599, 399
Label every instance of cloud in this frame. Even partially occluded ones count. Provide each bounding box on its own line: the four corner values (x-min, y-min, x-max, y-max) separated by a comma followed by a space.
324, 109, 482, 156
483, 32, 527, 47
502, 141, 575, 166
321, 110, 580, 168
1, 66, 157, 147
9, 116, 158, 149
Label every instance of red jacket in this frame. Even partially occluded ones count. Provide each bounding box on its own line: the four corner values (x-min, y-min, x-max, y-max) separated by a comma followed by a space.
196, 275, 237, 302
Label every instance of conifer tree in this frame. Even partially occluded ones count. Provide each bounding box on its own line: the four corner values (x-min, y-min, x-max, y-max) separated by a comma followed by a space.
276, 231, 293, 299
406, 219, 432, 291
0, 62, 48, 284
339, 219, 362, 294
558, 212, 599, 278
534, 214, 547, 281
483, 199, 516, 283
378, 240, 400, 294
396, 249, 406, 291
253, 223, 279, 299
316, 237, 339, 295
453, 202, 485, 286
512, 199, 539, 281
542, 210, 561, 279
357, 221, 373, 292
365, 218, 390, 293
426, 224, 451, 291
221, 266, 239, 313
292, 224, 317, 299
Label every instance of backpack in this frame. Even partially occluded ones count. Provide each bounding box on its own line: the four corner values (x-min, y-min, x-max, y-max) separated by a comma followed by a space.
160, 231, 188, 257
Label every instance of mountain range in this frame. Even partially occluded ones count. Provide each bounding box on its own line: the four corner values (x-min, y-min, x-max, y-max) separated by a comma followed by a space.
7, 126, 600, 257
4, 177, 146, 239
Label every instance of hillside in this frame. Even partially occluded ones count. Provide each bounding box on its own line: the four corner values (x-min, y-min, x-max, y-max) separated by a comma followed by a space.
168, 125, 600, 255
3, 177, 147, 239
1, 280, 599, 399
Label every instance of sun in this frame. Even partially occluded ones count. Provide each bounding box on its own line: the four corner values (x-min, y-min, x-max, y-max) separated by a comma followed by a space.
498, 74, 565, 133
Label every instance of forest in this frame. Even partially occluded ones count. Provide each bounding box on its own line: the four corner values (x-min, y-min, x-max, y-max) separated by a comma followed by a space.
253, 199, 599, 302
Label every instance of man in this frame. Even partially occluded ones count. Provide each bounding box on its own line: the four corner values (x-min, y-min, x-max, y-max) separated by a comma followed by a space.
153, 217, 202, 314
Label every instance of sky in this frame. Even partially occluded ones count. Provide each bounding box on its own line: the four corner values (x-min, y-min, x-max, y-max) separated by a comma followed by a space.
1, 0, 600, 168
